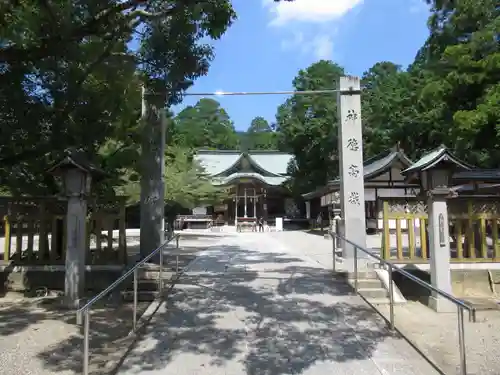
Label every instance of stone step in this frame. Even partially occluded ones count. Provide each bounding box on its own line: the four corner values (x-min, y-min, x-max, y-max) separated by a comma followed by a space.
365, 297, 403, 305
136, 270, 179, 279
121, 290, 159, 302
358, 287, 389, 299
351, 270, 378, 280
354, 278, 384, 289
335, 270, 378, 280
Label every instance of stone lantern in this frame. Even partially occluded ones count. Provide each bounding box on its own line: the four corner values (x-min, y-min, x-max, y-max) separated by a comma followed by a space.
402, 145, 471, 312
48, 148, 105, 308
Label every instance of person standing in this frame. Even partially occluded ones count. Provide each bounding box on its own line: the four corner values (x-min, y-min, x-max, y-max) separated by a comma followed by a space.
258, 216, 264, 232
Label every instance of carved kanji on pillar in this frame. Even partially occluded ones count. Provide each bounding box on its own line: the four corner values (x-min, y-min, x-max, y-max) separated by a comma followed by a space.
337, 76, 366, 272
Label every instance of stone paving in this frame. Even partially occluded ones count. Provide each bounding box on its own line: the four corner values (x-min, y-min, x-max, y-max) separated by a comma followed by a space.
0, 234, 214, 375
116, 231, 439, 375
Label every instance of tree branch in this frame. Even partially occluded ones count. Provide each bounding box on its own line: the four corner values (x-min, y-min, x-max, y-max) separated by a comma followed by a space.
0, 0, 148, 63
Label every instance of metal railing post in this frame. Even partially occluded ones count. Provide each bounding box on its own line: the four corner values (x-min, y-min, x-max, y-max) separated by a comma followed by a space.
354, 245, 359, 292
457, 306, 467, 375
332, 233, 337, 272
388, 266, 395, 330
133, 268, 138, 331
176, 236, 180, 274
328, 232, 475, 372
83, 310, 90, 375
159, 246, 163, 297
77, 235, 180, 375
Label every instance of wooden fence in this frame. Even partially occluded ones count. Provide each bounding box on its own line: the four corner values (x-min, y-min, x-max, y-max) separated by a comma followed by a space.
1, 197, 127, 265
382, 199, 500, 263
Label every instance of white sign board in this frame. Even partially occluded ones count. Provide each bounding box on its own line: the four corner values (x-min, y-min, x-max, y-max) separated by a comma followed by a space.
275, 217, 283, 232
377, 188, 420, 198
192, 206, 207, 215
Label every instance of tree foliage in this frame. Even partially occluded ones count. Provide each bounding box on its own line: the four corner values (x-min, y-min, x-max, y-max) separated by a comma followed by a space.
2, 0, 499, 209
172, 98, 239, 150
275, 61, 344, 193
273, 0, 499, 194
239, 116, 278, 151
0, 0, 237, 194
116, 145, 223, 208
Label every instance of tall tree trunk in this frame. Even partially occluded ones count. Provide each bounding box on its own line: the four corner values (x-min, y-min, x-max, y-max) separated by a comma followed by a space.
139, 80, 166, 259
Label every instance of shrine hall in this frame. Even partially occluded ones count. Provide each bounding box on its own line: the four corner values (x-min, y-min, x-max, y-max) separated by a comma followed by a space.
193, 149, 297, 226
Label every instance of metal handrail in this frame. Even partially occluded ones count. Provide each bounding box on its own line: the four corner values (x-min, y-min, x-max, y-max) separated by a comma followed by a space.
77, 233, 180, 375
329, 230, 469, 375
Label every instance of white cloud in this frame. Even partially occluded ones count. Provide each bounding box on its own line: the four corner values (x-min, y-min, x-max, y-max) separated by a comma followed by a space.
409, 0, 430, 14
263, 0, 362, 61
311, 35, 334, 60
280, 31, 304, 50
263, 0, 363, 26
280, 31, 335, 60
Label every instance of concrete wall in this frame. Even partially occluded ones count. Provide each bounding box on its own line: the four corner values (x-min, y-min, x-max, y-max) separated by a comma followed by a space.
393, 268, 499, 306
0, 266, 125, 296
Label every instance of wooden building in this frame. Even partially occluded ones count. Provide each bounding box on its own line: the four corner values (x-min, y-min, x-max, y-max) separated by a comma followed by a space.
302, 147, 420, 231
193, 149, 296, 226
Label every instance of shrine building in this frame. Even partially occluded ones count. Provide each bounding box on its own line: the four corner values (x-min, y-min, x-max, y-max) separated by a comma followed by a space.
193, 149, 297, 226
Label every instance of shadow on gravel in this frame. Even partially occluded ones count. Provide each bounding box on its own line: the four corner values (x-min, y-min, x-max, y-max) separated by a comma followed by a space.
0, 297, 150, 375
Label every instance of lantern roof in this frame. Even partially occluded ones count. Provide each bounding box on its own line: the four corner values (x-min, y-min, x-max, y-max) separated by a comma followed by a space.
47, 148, 106, 177
401, 145, 472, 176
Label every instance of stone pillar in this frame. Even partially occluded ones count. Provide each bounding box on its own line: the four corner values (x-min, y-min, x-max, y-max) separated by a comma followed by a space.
244, 188, 248, 217
427, 188, 454, 312
64, 170, 88, 308
234, 198, 238, 225
305, 201, 311, 219
263, 189, 268, 222
337, 76, 366, 272
140, 83, 166, 257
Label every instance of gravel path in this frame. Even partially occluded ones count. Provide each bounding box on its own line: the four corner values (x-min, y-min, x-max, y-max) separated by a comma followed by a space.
116, 232, 438, 375
0, 298, 150, 375
375, 301, 500, 375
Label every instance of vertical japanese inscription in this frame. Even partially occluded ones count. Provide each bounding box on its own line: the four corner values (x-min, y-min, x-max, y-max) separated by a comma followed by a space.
346, 138, 359, 151
345, 106, 361, 204
348, 164, 360, 178
346, 109, 358, 121
348, 192, 361, 206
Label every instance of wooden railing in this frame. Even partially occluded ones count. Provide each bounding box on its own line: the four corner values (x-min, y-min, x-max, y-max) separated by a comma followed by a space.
1, 197, 127, 265
381, 201, 500, 263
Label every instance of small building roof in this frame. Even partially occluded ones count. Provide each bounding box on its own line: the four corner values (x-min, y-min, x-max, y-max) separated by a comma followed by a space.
302, 147, 413, 200
194, 149, 293, 177
401, 145, 472, 176
452, 169, 500, 183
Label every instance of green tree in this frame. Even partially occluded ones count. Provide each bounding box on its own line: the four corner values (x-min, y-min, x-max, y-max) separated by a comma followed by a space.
275, 60, 344, 193
241, 116, 277, 150
117, 146, 223, 207
0, 0, 238, 194
116, 145, 226, 228
361, 62, 421, 158
416, 0, 500, 166
173, 98, 239, 150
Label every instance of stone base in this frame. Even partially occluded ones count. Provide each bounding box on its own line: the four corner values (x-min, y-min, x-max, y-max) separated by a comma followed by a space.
429, 295, 457, 313
62, 296, 84, 310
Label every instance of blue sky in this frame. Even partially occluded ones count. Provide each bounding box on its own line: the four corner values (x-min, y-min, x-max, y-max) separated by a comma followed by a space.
173, 0, 431, 131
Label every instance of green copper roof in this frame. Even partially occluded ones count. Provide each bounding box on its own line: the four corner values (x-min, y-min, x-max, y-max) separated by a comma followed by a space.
401, 145, 472, 175
194, 150, 293, 177
301, 147, 413, 200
